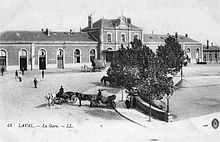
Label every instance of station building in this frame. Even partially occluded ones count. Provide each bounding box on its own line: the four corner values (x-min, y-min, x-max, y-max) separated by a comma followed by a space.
0, 30, 98, 70
143, 33, 203, 63
0, 14, 204, 71
203, 41, 220, 62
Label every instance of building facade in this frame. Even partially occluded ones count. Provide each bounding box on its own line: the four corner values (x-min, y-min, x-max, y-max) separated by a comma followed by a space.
143, 33, 203, 63
0, 15, 204, 71
203, 41, 220, 63
82, 15, 143, 62
0, 30, 98, 70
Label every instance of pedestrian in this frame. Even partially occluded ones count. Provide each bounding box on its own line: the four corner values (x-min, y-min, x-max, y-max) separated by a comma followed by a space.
125, 95, 131, 109
21, 67, 24, 75
18, 71, 22, 82
42, 70, 45, 78
91, 59, 96, 72
15, 70, 18, 79
33, 78, 38, 88
1, 66, 5, 76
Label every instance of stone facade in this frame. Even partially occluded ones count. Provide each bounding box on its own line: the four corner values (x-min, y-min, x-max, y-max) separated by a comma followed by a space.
143, 33, 203, 63
82, 15, 142, 62
0, 31, 98, 70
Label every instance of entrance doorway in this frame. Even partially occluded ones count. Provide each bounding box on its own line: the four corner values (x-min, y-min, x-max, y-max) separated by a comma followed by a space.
19, 49, 27, 71
106, 52, 113, 62
57, 49, 64, 68
0, 49, 6, 70
39, 49, 46, 70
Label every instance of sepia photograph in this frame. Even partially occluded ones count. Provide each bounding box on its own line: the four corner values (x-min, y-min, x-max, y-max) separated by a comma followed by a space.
0, 0, 220, 141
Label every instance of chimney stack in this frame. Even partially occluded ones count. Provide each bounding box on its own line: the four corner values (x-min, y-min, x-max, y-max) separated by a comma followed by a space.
185, 34, 188, 38
80, 27, 82, 33
127, 18, 131, 24
88, 15, 93, 29
45, 28, 50, 36
211, 43, 213, 47
175, 32, 178, 38
207, 40, 209, 49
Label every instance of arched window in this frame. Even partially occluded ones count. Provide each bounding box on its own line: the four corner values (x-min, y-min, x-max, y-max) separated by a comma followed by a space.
90, 49, 95, 62
40, 49, 46, 56
74, 49, 80, 63
58, 49, 63, 56
19, 49, 27, 56
0, 50, 6, 67
187, 48, 190, 52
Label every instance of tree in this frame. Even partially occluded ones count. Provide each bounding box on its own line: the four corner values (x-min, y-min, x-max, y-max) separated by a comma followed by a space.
156, 36, 184, 76
107, 36, 182, 109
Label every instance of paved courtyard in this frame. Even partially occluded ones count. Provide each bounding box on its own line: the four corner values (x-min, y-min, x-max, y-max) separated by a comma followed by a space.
0, 65, 220, 142
171, 64, 220, 120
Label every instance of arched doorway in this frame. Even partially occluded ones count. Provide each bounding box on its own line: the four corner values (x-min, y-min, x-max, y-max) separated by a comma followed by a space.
57, 49, 64, 68
19, 49, 27, 71
0, 49, 7, 70
90, 49, 96, 62
106, 47, 113, 62
74, 49, 80, 63
39, 49, 46, 70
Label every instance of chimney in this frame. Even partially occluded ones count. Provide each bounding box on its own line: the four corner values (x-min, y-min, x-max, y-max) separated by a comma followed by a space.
80, 27, 82, 33
175, 32, 178, 38
207, 40, 209, 49
185, 34, 188, 38
127, 18, 131, 24
211, 43, 213, 47
88, 15, 93, 28
45, 28, 50, 36
69, 29, 73, 34
152, 31, 154, 34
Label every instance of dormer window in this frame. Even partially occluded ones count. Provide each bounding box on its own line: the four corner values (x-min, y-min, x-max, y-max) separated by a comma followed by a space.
121, 33, 126, 42
107, 33, 112, 43
134, 33, 138, 39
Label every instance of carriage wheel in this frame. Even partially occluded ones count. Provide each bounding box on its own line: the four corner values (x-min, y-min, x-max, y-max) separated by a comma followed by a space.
71, 95, 77, 103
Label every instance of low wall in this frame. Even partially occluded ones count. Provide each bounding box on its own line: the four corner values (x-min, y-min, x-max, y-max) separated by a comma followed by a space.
135, 96, 167, 121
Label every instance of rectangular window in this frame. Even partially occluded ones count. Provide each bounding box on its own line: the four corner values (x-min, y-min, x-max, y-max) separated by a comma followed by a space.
107, 33, 112, 43
121, 34, 126, 42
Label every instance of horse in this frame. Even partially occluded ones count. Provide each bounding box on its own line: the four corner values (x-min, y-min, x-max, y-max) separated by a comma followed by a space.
100, 76, 111, 86
56, 91, 78, 103
75, 92, 94, 107
44, 92, 56, 107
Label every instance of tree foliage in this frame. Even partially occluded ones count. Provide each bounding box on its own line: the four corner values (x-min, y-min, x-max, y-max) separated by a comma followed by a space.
107, 36, 184, 108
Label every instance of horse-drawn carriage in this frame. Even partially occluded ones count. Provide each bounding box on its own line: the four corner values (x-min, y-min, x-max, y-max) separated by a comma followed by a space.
45, 91, 116, 109
81, 59, 107, 72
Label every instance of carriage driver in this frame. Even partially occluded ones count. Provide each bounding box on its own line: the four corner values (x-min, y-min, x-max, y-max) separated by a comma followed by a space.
96, 89, 102, 102
57, 86, 64, 97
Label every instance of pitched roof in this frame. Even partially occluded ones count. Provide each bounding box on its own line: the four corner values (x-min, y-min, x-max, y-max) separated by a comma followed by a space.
82, 18, 142, 30
0, 31, 98, 42
143, 34, 199, 43
203, 46, 220, 51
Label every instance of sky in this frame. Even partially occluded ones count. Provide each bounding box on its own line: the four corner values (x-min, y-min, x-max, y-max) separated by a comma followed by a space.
0, 0, 220, 45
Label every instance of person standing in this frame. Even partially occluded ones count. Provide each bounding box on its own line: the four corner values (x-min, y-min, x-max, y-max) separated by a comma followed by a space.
1, 66, 5, 76
33, 78, 38, 88
42, 70, 45, 78
21, 67, 24, 75
18, 71, 22, 82
15, 70, 18, 79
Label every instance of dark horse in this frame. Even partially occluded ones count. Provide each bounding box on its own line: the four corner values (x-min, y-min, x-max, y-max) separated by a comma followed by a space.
100, 76, 112, 86
75, 93, 94, 107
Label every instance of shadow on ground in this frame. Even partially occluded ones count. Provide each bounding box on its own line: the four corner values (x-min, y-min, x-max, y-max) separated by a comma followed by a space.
35, 103, 48, 108
84, 108, 122, 120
